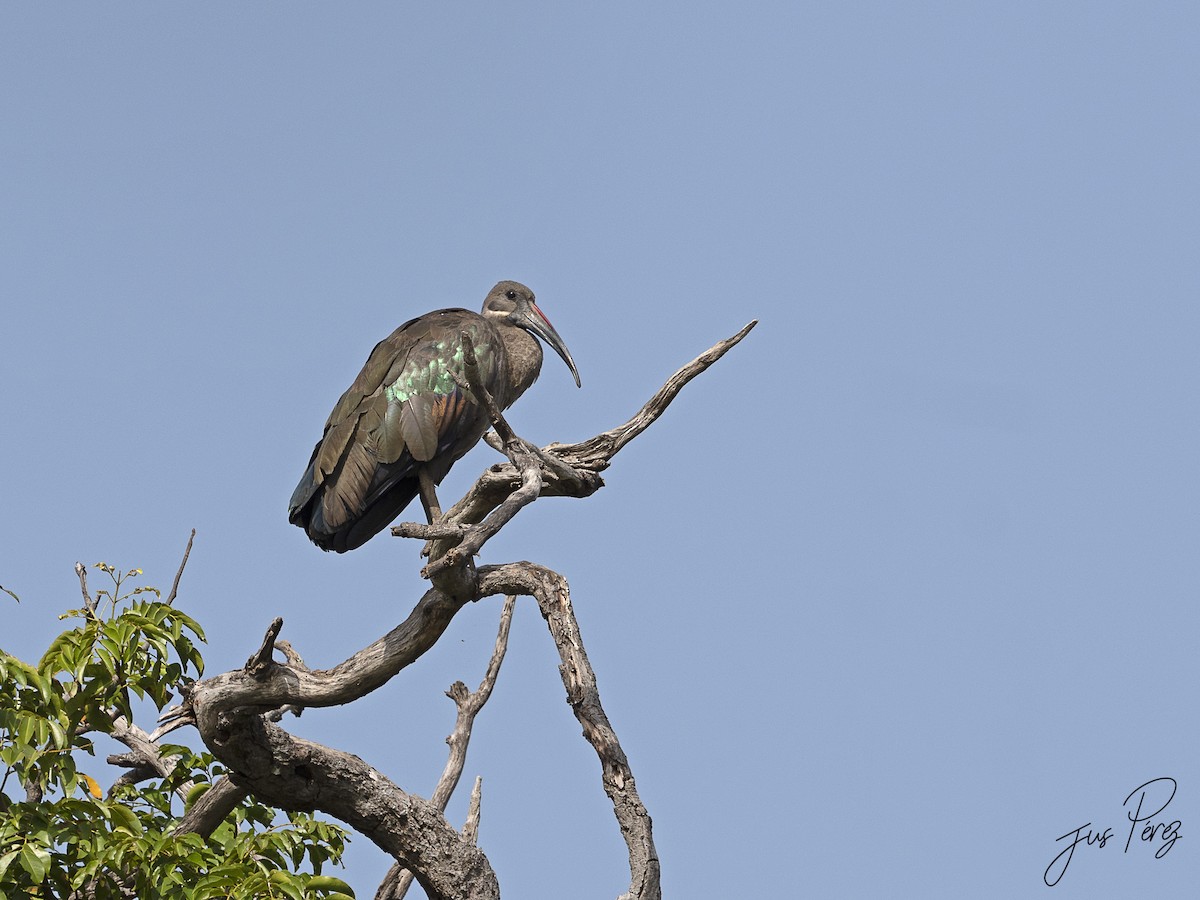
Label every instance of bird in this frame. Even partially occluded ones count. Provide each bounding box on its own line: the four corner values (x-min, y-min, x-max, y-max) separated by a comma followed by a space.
289, 281, 581, 552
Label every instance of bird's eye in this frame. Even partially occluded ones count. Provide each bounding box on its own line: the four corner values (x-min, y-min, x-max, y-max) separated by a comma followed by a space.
505, 290, 517, 301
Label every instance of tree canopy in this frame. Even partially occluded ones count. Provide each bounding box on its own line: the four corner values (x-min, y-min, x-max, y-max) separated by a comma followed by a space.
1, 562, 354, 899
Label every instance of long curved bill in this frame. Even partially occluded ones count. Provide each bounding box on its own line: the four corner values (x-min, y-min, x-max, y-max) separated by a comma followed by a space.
524, 302, 582, 387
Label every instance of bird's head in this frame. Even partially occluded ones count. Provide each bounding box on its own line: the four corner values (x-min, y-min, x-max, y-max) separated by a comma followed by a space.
482, 281, 581, 387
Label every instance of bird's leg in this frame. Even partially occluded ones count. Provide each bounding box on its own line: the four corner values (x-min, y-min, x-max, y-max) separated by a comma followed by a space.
418, 467, 443, 524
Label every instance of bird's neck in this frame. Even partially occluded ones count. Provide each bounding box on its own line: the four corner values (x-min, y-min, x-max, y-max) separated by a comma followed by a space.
499, 324, 544, 407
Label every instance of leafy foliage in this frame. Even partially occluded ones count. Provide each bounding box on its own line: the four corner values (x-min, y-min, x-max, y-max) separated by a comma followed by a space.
1, 564, 354, 899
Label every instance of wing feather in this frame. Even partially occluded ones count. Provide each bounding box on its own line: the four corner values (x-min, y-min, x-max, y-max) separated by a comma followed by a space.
291, 308, 510, 551
320, 435, 376, 531
399, 392, 438, 461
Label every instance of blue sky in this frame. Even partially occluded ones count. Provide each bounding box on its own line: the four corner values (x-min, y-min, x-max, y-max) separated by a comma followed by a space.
2, 3, 1198, 897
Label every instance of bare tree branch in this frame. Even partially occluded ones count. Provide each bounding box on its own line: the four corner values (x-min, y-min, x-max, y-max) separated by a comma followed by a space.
182, 589, 469, 720
182, 605, 497, 899
245, 617, 284, 679
106, 751, 160, 792
74, 562, 96, 615
207, 702, 499, 900
107, 714, 194, 802
478, 564, 660, 900
551, 319, 757, 468
433, 595, 515, 810
178, 323, 749, 899
462, 776, 483, 845
165, 528, 195, 607
455, 331, 518, 446
378, 595, 517, 900
394, 320, 756, 542
174, 776, 250, 839
417, 436, 543, 580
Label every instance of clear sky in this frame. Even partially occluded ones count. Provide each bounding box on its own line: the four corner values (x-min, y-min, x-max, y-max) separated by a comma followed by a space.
2, 3, 1198, 898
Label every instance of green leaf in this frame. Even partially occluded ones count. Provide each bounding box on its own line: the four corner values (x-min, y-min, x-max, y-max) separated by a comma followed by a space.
247, 803, 275, 827
0, 848, 19, 879
19, 843, 50, 882
307, 875, 356, 896
268, 870, 307, 900
16, 712, 37, 746
0, 585, 18, 603
108, 802, 143, 836
184, 781, 211, 809
95, 644, 118, 678
46, 717, 67, 750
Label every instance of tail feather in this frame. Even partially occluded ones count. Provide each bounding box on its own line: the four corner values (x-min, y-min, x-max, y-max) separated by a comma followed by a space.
289, 448, 423, 552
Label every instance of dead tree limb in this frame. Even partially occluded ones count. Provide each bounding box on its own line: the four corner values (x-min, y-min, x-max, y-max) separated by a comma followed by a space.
74, 562, 96, 616
478, 564, 660, 900
551, 318, 757, 467
106, 714, 194, 802
174, 776, 249, 838
165, 528, 195, 606
209, 702, 499, 900
377, 595, 517, 900
462, 776, 483, 844
177, 322, 752, 899
394, 319, 757, 538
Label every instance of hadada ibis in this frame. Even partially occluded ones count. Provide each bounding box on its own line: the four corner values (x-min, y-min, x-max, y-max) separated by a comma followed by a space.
289, 281, 581, 552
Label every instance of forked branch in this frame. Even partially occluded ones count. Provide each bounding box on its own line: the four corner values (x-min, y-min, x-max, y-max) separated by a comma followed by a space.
179, 323, 751, 900
393, 320, 757, 562
549, 318, 758, 469
377, 596, 517, 900
478, 564, 660, 899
